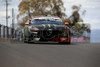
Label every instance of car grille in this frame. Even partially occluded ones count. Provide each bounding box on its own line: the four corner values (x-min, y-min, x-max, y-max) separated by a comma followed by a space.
39, 30, 61, 41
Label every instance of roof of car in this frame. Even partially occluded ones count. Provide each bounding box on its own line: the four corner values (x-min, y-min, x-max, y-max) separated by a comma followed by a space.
32, 16, 61, 21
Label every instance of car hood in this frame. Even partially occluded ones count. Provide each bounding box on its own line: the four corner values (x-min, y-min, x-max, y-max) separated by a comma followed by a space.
29, 24, 69, 30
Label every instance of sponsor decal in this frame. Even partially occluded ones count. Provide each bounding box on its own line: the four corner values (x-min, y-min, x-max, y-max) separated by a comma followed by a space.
33, 17, 61, 21
52, 37, 89, 42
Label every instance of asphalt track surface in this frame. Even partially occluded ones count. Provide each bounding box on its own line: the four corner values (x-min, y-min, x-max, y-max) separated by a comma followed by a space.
0, 42, 100, 67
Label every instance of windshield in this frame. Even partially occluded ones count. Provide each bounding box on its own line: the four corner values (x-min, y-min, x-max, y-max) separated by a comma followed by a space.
32, 19, 63, 25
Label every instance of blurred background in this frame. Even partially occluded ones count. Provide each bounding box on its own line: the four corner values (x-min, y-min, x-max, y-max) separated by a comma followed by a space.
0, 0, 100, 42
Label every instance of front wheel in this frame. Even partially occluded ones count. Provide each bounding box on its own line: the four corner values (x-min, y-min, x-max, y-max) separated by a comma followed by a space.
59, 30, 71, 44
59, 41, 70, 44
24, 36, 32, 43
58, 37, 71, 44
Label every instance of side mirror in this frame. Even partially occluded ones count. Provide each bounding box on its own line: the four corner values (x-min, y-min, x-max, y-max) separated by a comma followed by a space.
29, 20, 31, 24
25, 22, 29, 25
25, 20, 31, 25
64, 22, 69, 25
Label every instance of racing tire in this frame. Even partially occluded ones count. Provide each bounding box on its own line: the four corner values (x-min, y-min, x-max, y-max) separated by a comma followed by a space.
58, 30, 71, 44
58, 41, 70, 44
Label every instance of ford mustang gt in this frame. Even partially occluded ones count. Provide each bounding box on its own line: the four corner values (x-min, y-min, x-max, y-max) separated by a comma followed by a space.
24, 17, 71, 44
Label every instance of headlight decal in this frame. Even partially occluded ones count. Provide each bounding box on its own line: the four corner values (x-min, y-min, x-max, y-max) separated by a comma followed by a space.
48, 24, 51, 28
53, 24, 56, 28
42, 24, 46, 28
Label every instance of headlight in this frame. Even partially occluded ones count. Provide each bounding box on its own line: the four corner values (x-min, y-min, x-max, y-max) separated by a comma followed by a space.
64, 30, 68, 32
29, 26, 39, 32
31, 30, 36, 32
32, 27, 39, 31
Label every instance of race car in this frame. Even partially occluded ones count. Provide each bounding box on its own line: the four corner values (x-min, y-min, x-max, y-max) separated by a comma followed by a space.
24, 16, 71, 44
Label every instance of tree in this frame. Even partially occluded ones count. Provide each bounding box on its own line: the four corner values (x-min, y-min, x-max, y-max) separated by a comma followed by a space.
62, 5, 82, 26
62, 4, 90, 36
17, 0, 66, 26
69, 5, 80, 26
50, 0, 66, 18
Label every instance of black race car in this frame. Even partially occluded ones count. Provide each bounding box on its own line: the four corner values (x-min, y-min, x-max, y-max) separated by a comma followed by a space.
24, 17, 71, 44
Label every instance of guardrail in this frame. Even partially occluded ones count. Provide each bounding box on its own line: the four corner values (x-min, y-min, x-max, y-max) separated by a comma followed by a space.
0, 24, 23, 41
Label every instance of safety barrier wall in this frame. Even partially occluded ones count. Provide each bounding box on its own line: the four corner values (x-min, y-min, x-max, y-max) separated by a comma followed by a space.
0, 24, 23, 40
